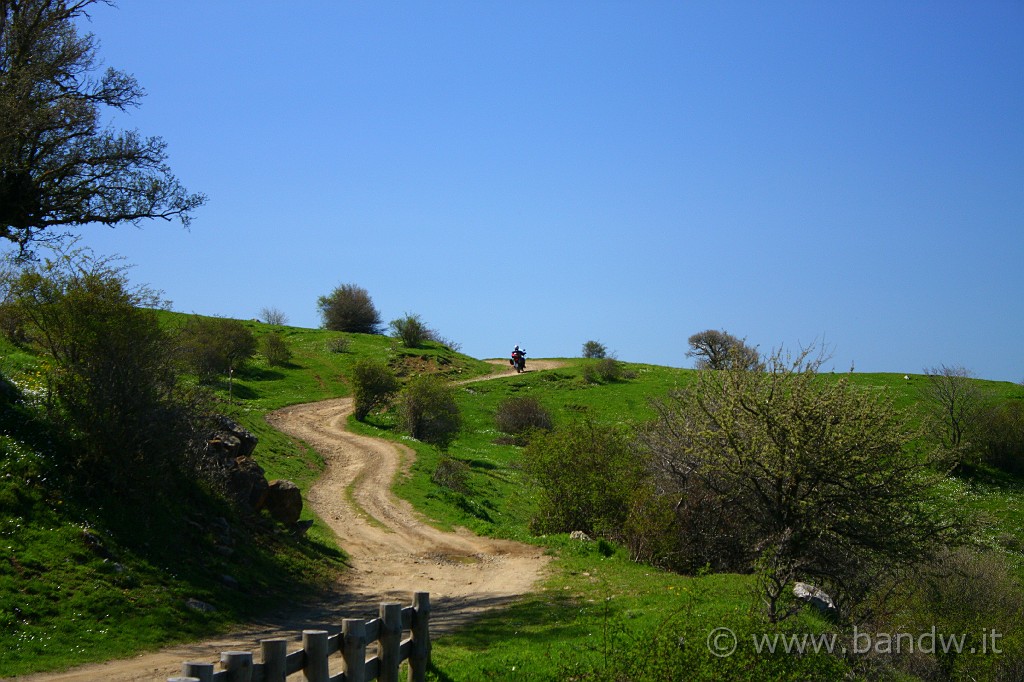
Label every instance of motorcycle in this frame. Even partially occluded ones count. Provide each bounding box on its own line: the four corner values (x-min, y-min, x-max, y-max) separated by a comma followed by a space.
510, 351, 526, 373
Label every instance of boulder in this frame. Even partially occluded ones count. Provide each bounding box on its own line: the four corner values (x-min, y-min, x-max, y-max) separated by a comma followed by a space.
793, 582, 837, 616
227, 456, 269, 511
265, 479, 303, 525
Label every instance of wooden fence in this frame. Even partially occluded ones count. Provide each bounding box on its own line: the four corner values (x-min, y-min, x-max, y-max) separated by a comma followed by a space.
168, 592, 430, 682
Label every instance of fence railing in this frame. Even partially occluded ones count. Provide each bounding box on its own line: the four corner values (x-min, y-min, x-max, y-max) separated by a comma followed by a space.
168, 592, 430, 682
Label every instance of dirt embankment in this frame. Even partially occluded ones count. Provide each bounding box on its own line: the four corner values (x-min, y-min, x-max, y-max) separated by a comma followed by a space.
14, 363, 561, 681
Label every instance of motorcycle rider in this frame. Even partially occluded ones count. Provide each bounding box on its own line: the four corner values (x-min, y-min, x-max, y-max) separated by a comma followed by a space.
510, 345, 527, 371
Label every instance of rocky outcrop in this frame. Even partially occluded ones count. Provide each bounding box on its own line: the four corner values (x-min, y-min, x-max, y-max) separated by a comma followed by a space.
204, 417, 303, 525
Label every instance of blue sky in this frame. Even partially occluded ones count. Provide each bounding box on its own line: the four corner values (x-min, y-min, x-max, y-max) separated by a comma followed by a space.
68, 1, 1022, 381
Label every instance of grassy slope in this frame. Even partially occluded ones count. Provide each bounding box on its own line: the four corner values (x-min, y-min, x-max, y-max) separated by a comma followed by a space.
3, 317, 1023, 678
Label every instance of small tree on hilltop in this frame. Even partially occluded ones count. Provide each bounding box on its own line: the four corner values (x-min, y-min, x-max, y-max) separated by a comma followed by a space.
921, 364, 986, 471
686, 329, 761, 371
260, 306, 288, 326
582, 340, 607, 359
318, 283, 381, 334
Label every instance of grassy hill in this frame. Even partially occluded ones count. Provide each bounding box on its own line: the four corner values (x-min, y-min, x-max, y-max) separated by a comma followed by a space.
2, 315, 1023, 679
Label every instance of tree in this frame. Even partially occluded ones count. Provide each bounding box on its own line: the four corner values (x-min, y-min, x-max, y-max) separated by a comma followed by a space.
318, 283, 381, 334
640, 347, 957, 623
350, 357, 398, 421
259, 306, 288, 326
581, 340, 607, 359
686, 329, 761, 371
398, 374, 461, 450
921, 365, 985, 468
6, 245, 197, 490
178, 316, 257, 379
0, 0, 205, 253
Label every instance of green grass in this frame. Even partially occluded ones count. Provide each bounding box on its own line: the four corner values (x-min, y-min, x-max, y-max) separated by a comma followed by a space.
3, 317, 1024, 679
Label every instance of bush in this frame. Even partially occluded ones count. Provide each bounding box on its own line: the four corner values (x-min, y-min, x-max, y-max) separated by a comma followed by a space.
398, 375, 461, 450
178, 316, 257, 379
432, 456, 470, 493
318, 283, 381, 334
325, 335, 351, 354
977, 400, 1024, 474
259, 306, 288, 325
390, 313, 430, 348
582, 357, 623, 383
521, 419, 647, 538
5, 247, 200, 492
494, 396, 553, 444
350, 358, 399, 421
259, 331, 292, 367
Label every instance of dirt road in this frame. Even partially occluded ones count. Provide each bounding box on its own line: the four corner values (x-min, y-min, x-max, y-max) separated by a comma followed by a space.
14, 362, 559, 681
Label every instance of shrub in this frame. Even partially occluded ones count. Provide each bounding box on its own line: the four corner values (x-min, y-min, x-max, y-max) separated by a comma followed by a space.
432, 456, 470, 493
398, 375, 461, 450
178, 316, 257, 379
390, 313, 430, 348
977, 400, 1024, 474
259, 331, 291, 367
325, 335, 351, 354
521, 419, 647, 538
582, 357, 623, 383
318, 283, 381, 334
494, 396, 553, 444
5, 247, 199, 492
350, 358, 399, 421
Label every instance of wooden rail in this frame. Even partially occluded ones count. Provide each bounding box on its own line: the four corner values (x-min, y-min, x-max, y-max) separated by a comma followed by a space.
168, 592, 430, 682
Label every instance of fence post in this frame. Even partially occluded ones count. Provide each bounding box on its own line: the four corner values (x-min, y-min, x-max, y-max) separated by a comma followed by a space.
261, 638, 289, 682
181, 662, 214, 682
379, 602, 403, 682
408, 592, 431, 682
220, 652, 253, 682
342, 618, 368, 682
303, 630, 330, 682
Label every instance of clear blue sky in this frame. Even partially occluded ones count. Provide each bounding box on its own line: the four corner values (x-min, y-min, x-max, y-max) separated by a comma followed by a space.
70, 1, 1022, 381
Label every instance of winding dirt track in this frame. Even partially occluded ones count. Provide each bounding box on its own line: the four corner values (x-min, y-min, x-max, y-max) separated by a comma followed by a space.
14, 361, 559, 682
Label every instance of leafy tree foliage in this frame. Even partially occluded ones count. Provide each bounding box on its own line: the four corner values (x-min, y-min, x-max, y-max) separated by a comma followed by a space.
178, 316, 257, 379
581, 340, 607, 359
686, 329, 761, 371
5, 245, 200, 490
318, 283, 381, 334
640, 347, 958, 623
398, 374, 461, 450
350, 357, 398, 421
0, 0, 205, 253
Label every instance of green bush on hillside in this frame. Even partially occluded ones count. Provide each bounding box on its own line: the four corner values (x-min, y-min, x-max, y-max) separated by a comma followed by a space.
398, 374, 461, 450
351, 358, 399, 421
178, 316, 257, 379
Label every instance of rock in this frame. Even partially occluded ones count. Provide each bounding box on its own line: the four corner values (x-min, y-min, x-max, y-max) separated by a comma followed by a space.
185, 598, 217, 613
569, 530, 592, 542
265, 479, 303, 525
293, 519, 315, 535
227, 456, 269, 511
793, 582, 836, 616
